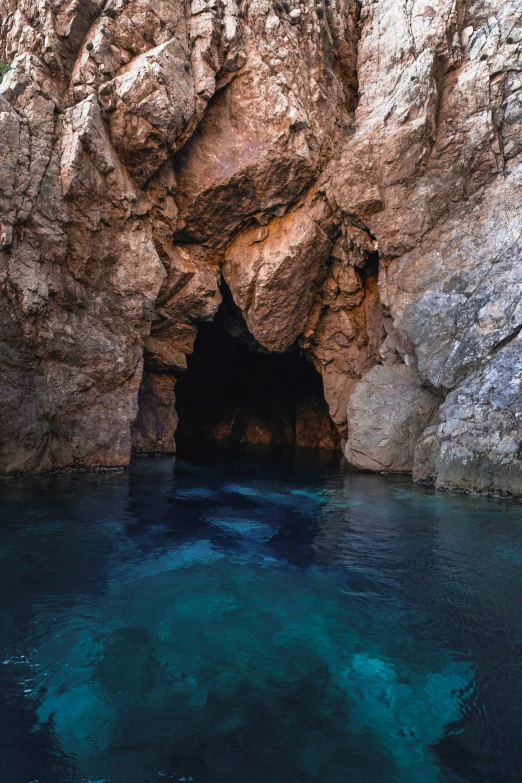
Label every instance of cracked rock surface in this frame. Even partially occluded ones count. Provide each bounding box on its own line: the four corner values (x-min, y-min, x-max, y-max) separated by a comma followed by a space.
1, 0, 522, 496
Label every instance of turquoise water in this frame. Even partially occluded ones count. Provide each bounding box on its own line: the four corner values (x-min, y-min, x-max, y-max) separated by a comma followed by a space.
1, 453, 522, 783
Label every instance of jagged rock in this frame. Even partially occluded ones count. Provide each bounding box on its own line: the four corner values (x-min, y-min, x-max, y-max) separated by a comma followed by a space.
146, 243, 222, 371
327, 0, 522, 493
0, 53, 165, 474
414, 333, 522, 496
223, 203, 332, 352
301, 258, 384, 439
100, 37, 195, 186
1, 0, 522, 496
131, 372, 178, 454
173, 0, 358, 246
344, 366, 440, 473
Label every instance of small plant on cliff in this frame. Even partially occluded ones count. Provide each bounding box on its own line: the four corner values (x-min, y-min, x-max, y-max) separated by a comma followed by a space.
0, 62, 12, 83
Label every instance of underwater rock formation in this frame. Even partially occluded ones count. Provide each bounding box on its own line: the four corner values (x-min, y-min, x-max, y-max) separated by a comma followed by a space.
0, 0, 521, 495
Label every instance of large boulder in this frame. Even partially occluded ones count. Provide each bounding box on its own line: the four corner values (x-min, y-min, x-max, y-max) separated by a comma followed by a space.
344, 366, 440, 473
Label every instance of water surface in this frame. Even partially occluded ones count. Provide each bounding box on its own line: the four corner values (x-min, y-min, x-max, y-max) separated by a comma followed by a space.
1, 452, 522, 783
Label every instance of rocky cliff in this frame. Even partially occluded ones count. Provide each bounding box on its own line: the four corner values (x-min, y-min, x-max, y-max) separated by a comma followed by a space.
0, 0, 521, 496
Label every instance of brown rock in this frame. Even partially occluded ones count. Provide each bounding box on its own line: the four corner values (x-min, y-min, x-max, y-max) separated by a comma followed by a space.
1, 0, 522, 498
223, 206, 332, 352
102, 38, 195, 186
131, 373, 178, 454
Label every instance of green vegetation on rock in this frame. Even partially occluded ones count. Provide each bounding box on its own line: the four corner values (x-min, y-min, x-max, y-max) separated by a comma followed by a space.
0, 61, 12, 83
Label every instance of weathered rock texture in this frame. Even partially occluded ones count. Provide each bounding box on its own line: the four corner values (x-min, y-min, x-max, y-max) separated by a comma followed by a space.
344, 365, 440, 473
1, 0, 522, 495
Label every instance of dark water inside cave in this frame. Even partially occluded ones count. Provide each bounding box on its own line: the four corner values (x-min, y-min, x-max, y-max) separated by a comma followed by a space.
1, 451, 522, 783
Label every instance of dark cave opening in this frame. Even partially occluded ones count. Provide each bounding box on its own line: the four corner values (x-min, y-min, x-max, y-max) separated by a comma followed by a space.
362, 250, 380, 277
174, 287, 340, 456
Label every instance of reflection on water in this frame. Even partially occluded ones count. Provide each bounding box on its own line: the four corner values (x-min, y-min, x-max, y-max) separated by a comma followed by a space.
1, 451, 522, 782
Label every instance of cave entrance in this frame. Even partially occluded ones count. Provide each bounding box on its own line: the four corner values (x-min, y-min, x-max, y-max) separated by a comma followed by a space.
174, 287, 340, 456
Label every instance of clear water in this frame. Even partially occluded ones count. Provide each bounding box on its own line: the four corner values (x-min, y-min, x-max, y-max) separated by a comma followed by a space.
1, 452, 522, 783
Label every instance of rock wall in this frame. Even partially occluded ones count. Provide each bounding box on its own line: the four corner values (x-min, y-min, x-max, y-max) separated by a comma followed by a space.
1, 0, 521, 495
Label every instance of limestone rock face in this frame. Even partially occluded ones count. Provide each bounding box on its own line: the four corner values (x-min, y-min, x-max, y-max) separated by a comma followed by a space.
331, 0, 522, 494
414, 334, 522, 496
1, 0, 522, 496
344, 366, 440, 473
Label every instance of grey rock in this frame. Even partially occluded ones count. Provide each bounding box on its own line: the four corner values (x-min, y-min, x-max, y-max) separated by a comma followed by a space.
344, 366, 440, 473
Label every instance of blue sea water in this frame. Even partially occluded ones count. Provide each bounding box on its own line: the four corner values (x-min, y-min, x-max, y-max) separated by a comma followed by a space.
1, 451, 522, 783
